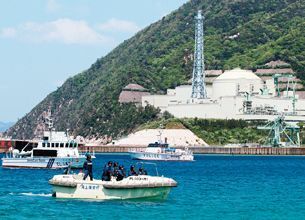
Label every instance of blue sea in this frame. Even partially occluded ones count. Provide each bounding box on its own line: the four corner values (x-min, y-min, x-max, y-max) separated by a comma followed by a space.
1, 154, 305, 220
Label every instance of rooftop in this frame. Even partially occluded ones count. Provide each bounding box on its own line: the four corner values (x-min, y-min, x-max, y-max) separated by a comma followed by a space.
265, 60, 290, 68
216, 68, 261, 81
124, 83, 146, 91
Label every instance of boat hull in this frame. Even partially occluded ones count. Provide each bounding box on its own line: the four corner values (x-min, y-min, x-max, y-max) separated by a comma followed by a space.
50, 174, 176, 200
1, 157, 86, 169
53, 185, 172, 200
130, 152, 194, 161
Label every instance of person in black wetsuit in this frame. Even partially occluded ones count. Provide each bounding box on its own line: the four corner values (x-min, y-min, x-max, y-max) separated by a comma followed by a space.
116, 165, 126, 181
138, 167, 147, 175
113, 162, 119, 177
83, 155, 93, 181
128, 165, 137, 176
102, 161, 113, 181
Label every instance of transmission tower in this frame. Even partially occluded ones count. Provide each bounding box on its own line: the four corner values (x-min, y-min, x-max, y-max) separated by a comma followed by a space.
191, 10, 207, 99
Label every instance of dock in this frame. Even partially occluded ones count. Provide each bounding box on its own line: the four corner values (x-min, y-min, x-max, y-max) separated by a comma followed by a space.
84, 145, 305, 155
1, 139, 305, 155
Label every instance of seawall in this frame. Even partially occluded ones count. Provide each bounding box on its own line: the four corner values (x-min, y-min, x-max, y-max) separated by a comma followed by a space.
1, 139, 305, 155
85, 145, 305, 155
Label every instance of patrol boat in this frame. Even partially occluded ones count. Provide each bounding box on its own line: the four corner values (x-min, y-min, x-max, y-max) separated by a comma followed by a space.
1, 111, 93, 169
49, 167, 177, 200
1, 131, 91, 169
129, 142, 194, 161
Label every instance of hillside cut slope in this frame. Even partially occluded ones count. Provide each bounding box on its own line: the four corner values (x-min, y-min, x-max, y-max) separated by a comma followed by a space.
7, 0, 305, 139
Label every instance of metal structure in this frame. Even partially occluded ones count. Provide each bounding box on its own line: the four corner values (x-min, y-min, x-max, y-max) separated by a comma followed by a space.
191, 10, 207, 99
257, 115, 300, 147
242, 92, 252, 114
45, 109, 54, 131
273, 73, 298, 114
273, 73, 294, 97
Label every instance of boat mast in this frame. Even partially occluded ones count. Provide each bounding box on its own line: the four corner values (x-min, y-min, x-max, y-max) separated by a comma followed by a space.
45, 109, 54, 142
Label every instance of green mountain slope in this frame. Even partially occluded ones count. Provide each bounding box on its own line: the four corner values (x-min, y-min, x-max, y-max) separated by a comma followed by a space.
7, 0, 305, 139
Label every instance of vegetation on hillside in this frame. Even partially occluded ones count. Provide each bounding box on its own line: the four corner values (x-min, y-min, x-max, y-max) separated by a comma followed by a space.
7, 0, 305, 139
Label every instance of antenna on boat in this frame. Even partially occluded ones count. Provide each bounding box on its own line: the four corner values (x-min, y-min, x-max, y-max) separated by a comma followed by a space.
158, 124, 164, 144
45, 108, 54, 141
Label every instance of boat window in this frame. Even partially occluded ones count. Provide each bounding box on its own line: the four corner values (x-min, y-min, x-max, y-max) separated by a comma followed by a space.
42, 143, 45, 147
51, 143, 55, 148
33, 149, 57, 157
55, 143, 59, 148
47, 143, 50, 147
60, 143, 64, 148
65, 143, 69, 148
43, 136, 49, 141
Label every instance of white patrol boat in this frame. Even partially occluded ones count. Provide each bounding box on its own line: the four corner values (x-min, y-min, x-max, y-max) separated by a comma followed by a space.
129, 142, 194, 161
49, 165, 177, 200
1, 111, 93, 169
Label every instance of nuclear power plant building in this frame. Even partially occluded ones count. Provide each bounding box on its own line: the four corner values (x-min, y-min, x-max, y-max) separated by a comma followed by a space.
142, 68, 305, 121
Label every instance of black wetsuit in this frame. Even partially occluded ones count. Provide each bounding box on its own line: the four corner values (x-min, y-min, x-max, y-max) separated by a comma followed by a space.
83, 159, 93, 181
102, 165, 113, 181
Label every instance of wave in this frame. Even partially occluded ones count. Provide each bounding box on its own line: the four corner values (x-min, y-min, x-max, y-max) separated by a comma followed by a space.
8, 192, 52, 197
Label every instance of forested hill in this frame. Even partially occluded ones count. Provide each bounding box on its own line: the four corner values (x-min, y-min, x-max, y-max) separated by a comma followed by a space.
7, 0, 305, 139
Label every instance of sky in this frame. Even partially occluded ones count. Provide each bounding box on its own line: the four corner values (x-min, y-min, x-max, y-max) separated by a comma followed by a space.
0, 0, 188, 122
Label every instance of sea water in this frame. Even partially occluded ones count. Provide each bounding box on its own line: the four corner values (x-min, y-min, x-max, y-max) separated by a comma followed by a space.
1, 154, 305, 220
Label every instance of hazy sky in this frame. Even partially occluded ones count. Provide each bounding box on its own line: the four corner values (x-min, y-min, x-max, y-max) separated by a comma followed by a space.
0, 0, 188, 122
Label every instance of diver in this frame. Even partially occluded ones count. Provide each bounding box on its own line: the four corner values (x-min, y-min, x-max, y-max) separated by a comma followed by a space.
138, 167, 148, 175
128, 165, 137, 176
83, 154, 93, 181
116, 165, 126, 181
102, 161, 113, 181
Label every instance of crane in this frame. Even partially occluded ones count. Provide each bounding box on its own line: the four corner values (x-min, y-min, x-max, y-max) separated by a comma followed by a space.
257, 115, 300, 147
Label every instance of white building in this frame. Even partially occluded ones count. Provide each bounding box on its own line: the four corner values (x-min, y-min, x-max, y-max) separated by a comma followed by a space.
142, 68, 305, 121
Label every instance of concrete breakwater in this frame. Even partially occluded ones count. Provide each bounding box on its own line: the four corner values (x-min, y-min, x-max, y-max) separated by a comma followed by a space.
86, 145, 305, 155
1, 140, 305, 155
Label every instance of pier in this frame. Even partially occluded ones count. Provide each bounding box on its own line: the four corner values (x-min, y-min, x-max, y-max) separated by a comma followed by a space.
84, 145, 305, 155
1, 139, 305, 155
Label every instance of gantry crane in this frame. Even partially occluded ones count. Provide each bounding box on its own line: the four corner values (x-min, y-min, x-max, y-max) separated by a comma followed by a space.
257, 115, 300, 147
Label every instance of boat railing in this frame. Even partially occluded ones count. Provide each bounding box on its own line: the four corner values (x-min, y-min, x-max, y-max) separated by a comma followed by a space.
129, 148, 146, 152
136, 162, 159, 176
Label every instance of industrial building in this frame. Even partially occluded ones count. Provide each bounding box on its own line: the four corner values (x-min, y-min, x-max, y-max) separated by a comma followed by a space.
142, 68, 305, 121
141, 11, 305, 121
119, 83, 150, 106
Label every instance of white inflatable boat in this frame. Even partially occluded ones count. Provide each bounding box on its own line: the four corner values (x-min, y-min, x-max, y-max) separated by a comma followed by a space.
49, 173, 177, 200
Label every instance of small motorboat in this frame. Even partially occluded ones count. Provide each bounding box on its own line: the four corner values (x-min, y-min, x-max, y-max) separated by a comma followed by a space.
129, 142, 194, 161
49, 163, 177, 200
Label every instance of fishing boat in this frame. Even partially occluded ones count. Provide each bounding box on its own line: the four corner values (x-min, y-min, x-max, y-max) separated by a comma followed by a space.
129, 142, 194, 161
1, 111, 93, 169
49, 163, 177, 200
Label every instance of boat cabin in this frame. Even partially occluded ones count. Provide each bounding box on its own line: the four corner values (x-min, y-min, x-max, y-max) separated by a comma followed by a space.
148, 142, 169, 148
31, 131, 80, 158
